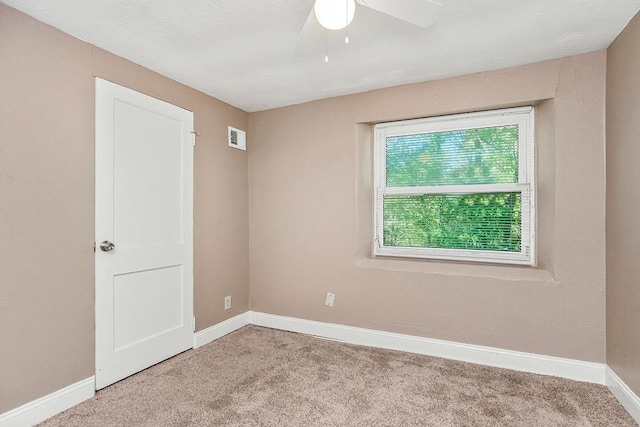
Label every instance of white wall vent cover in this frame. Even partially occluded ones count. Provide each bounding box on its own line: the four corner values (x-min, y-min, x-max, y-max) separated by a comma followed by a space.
228, 126, 246, 151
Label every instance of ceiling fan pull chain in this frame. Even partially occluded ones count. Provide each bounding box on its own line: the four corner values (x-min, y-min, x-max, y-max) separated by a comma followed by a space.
324, 28, 329, 62
345, 1, 350, 44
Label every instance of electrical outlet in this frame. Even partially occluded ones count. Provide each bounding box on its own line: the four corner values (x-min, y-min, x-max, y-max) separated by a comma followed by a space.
325, 292, 335, 307
224, 295, 231, 310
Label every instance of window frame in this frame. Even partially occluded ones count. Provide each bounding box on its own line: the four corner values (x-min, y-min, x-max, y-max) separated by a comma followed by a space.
373, 106, 536, 266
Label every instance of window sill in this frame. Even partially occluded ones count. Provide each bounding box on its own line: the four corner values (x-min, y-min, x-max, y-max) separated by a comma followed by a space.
375, 247, 532, 266
355, 255, 557, 283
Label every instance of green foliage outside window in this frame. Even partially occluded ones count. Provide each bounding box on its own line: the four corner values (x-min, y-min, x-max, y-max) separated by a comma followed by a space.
383, 126, 522, 252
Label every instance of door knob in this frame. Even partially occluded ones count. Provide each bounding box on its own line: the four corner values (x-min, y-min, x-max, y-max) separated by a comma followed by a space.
100, 240, 115, 252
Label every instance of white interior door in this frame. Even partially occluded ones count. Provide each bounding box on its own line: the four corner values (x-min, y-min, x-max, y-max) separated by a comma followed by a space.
95, 78, 194, 390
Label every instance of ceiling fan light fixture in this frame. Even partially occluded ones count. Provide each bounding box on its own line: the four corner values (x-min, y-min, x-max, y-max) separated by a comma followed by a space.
314, 0, 356, 30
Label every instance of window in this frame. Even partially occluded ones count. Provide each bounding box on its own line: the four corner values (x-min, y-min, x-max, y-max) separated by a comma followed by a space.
374, 107, 535, 265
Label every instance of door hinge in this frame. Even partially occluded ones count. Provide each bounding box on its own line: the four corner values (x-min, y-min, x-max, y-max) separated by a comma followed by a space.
191, 130, 199, 148
192, 316, 196, 332
93, 242, 96, 253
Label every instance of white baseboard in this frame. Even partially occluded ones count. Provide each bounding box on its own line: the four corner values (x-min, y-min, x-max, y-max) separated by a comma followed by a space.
248, 311, 606, 385
0, 377, 94, 427
194, 312, 250, 348
606, 367, 640, 424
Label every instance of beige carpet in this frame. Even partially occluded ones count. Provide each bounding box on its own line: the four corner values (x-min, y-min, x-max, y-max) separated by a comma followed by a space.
40, 326, 635, 426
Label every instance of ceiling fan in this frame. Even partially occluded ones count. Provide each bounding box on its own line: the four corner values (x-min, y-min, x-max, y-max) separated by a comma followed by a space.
296, 0, 443, 61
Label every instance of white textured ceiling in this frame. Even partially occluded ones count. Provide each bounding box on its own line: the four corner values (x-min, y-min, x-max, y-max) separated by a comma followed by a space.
2, 0, 639, 112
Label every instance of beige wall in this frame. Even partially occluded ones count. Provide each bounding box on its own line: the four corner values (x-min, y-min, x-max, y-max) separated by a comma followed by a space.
249, 51, 607, 362
0, 4, 249, 413
606, 12, 640, 396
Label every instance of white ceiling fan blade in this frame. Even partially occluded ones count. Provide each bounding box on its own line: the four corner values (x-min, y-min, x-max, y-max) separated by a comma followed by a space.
356, 0, 442, 28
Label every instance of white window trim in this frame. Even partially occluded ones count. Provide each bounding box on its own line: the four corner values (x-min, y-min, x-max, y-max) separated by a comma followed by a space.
373, 106, 536, 266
